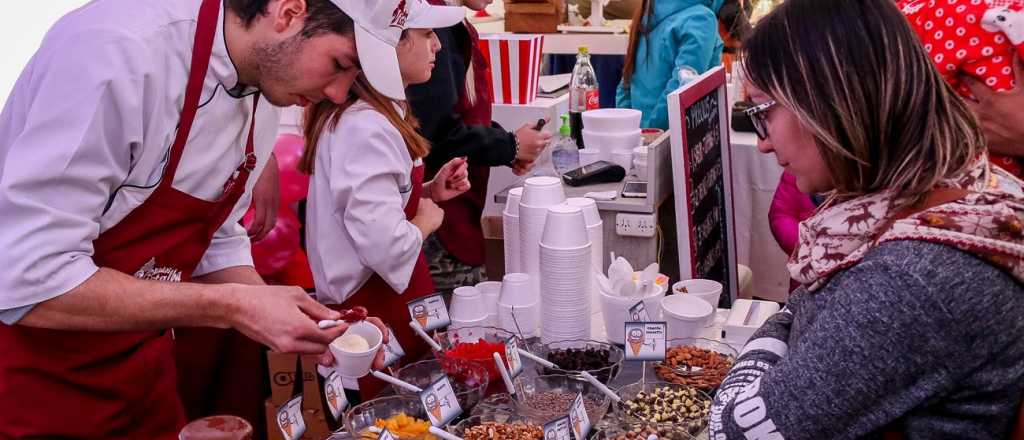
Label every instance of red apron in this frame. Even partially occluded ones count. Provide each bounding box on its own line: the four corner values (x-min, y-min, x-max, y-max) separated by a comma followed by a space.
333, 164, 437, 401
0, 0, 258, 437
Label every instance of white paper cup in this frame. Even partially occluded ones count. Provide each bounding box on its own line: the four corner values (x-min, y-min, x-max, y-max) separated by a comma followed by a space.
450, 287, 487, 321
581, 108, 642, 132
578, 149, 603, 167
661, 294, 714, 340
521, 176, 565, 207
611, 151, 633, 172
451, 315, 491, 331
633, 161, 648, 181
497, 301, 539, 336
540, 205, 589, 249
598, 281, 666, 344
505, 187, 523, 216
672, 279, 723, 321
499, 273, 534, 306
632, 145, 648, 159
582, 129, 642, 153
329, 321, 383, 378
475, 281, 502, 323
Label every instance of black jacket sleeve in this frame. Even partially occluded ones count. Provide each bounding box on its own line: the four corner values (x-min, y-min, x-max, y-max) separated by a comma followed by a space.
406, 25, 517, 172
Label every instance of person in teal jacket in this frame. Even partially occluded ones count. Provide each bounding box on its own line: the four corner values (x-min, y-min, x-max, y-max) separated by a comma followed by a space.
616, 0, 725, 130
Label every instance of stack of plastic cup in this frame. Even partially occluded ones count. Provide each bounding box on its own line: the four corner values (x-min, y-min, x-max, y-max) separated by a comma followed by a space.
497, 273, 538, 337
450, 286, 488, 330
519, 177, 565, 298
503, 187, 523, 274
633, 146, 649, 180
475, 280, 502, 327
538, 205, 592, 343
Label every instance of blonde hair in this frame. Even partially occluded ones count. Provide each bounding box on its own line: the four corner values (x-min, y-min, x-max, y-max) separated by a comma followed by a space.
300, 73, 431, 174
742, 0, 985, 209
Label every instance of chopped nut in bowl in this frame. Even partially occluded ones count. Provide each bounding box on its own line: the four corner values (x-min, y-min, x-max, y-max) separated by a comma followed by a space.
655, 338, 736, 393
516, 374, 612, 425
613, 381, 712, 435
450, 413, 544, 440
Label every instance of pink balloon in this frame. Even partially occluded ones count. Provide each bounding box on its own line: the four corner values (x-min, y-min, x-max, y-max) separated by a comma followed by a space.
274, 133, 310, 205
244, 205, 301, 276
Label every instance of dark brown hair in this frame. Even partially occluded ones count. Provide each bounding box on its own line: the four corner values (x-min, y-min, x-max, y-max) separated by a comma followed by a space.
226, 0, 353, 38
742, 0, 983, 208
621, 0, 655, 90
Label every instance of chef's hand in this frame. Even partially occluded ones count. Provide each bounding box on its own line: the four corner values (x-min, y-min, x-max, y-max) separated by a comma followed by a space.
963, 54, 1024, 158
317, 317, 391, 369
511, 158, 536, 176
513, 122, 552, 165
411, 198, 445, 239
428, 157, 471, 202
247, 153, 280, 241
229, 284, 346, 354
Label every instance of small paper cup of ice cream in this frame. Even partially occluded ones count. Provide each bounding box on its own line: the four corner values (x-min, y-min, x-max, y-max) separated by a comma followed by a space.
329, 321, 383, 378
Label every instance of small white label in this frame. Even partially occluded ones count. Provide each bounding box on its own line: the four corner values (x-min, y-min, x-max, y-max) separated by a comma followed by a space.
543, 416, 573, 440
377, 429, 398, 440
324, 371, 348, 421
505, 337, 524, 378
381, 326, 405, 368
628, 300, 651, 322
569, 392, 591, 440
276, 394, 306, 440
407, 294, 451, 332
419, 376, 462, 426
623, 321, 667, 361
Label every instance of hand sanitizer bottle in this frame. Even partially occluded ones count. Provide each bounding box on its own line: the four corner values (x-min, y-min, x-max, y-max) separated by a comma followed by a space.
551, 114, 580, 175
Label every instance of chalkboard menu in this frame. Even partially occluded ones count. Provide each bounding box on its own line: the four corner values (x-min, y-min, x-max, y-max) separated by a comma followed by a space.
667, 67, 738, 306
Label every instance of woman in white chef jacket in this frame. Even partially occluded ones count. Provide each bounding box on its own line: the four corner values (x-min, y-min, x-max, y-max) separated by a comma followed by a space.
299, 0, 469, 399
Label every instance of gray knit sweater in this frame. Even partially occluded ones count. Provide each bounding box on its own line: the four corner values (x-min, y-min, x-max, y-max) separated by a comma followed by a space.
710, 240, 1024, 439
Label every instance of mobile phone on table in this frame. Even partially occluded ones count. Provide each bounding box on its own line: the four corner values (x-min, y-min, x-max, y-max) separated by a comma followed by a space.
621, 180, 648, 198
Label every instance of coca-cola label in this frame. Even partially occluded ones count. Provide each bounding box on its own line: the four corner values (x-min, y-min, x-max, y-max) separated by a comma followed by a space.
585, 90, 600, 110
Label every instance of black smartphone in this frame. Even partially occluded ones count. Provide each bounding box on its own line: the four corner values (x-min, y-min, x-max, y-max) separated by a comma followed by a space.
562, 161, 626, 187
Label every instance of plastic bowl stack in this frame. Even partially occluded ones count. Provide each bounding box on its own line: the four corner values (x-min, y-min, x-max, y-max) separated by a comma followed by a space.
581, 108, 642, 161
518, 177, 566, 298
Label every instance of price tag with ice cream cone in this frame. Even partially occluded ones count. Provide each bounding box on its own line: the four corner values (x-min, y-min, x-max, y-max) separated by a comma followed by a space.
542, 416, 572, 440
623, 322, 666, 361
568, 392, 591, 440
324, 371, 349, 421
407, 294, 451, 332
275, 394, 306, 440
628, 300, 651, 322
377, 429, 398, 440
504, 336, 524, 378
419, 375, 462, 426
381, 325, 405, 368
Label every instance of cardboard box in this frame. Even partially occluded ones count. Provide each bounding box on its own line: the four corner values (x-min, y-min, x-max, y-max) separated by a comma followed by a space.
504, 1, 565, 33
300, 355, 324, 411
267, 352, 301, 406
265, 399, 331, 440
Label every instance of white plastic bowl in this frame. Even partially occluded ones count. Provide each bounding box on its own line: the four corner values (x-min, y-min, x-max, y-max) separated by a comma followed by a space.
582, 108, 642, 132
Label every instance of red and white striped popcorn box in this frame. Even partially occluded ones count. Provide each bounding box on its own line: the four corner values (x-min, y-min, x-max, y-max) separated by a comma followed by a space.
477, 34, 545, 105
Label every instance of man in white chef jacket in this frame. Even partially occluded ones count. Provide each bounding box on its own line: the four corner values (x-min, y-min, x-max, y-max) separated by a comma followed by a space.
0, 0, 390, 436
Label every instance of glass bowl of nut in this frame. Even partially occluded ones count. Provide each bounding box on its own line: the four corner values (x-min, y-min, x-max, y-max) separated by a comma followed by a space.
592, 421, 697, 440
654, 337, 737, 393
613, 381, 712, 436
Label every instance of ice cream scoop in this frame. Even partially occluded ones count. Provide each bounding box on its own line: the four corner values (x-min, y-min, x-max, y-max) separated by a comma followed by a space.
333, 334, 370, 352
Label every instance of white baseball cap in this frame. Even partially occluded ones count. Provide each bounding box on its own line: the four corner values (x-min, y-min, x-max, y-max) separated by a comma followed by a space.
329, 0, 466, 100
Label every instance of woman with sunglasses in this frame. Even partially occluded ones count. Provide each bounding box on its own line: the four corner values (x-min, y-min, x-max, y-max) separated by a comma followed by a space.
712, 0, 1024, 438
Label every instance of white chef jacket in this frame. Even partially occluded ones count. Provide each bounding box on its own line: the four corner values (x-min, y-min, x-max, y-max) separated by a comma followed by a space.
306, 100, 424, 305
0, 0, 280, 322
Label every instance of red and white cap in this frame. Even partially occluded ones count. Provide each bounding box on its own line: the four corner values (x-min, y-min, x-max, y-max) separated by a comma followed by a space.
329, 0, 466, 100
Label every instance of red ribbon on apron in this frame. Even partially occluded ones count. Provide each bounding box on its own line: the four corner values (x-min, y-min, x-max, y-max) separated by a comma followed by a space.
0, 0, 259, 437
333, 164, 437, 401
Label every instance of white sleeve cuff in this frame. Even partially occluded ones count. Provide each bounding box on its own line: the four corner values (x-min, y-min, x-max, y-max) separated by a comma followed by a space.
194, 233, 254, 277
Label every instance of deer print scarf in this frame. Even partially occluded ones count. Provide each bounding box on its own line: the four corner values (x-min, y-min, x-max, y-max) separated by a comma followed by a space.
790, 158, 1024, 292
